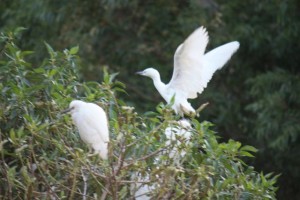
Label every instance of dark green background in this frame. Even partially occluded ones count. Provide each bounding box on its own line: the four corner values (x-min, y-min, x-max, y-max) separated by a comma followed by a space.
1, 0, 299, 198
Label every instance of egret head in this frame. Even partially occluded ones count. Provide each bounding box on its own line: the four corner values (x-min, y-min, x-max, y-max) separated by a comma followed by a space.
62, 100, 86, 115
136, 68, 160, 80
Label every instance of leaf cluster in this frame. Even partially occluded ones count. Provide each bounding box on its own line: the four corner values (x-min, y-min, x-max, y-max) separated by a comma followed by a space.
0, 29, 278, 199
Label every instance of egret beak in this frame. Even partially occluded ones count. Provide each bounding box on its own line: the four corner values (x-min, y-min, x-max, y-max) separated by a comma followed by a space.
135, 71, 144, 75
61, 107, 73, 114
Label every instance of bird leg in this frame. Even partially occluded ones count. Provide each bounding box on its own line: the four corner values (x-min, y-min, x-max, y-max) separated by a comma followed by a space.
180, 102, 209, 118
180, 104, 196, 118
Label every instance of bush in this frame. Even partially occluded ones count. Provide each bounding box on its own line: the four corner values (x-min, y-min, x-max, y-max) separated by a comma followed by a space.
0, 29, 278, 199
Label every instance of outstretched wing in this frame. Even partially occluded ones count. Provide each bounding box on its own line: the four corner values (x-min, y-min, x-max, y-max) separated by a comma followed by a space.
203, 41, 240, 75
168, 26, 239, 99
168, 26, 209, 99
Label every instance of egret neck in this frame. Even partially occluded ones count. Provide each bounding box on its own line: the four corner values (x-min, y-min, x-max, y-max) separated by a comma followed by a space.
151, 73, 169, 102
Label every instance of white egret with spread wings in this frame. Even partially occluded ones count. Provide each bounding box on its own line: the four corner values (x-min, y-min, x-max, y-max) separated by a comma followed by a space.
137, 26, 239, 116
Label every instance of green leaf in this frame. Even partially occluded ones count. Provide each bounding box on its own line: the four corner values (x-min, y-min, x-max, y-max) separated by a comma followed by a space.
70, 46, 79, 55
49, 69, 58, 77
44, 42, 56, 59
7, 166, 17, 185
13, 27, 27, 37
33, 68, 45, 73
21, 51, 34, 57
9, 129, 16, 143
239, 151, 255, 158
44, 42, 54, 54
109, 72, 119, 83
240, 145, 258, 153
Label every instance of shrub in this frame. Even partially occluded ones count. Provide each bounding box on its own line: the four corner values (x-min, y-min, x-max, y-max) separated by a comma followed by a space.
0, 29, 278, 199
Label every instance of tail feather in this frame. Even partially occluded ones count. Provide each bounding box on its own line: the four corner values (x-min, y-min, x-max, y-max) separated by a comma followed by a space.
93, 143, 108, 159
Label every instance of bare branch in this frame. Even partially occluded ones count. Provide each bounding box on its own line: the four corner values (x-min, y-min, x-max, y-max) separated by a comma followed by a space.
81, 168, 88, 200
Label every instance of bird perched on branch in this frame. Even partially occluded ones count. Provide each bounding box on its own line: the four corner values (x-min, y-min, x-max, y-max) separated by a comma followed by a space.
136, 26, 239, 116
164, 119, 192, 160
62, 100, 109, 159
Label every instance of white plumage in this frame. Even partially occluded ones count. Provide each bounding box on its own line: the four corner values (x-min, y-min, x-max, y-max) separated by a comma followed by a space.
64, 100, 109, 159
164, 119, 192, 160
131, 120, 192, 199
131, 172, 153, 200
137, 26, 240, 115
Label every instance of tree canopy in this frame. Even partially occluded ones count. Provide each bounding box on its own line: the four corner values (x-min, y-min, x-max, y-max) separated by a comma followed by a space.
0, 29, 278, 199
1, 0, 299, 199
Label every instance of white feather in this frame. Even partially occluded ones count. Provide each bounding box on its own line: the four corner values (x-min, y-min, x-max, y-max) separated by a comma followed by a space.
131, 119, 192, 199
68, 100, 109, 159
164, 119, 192, 159
137, 26, 239, 115
131, 172, 153, 200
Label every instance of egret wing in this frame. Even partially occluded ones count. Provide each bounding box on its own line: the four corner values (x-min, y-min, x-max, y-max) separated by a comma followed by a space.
169, 27, 239, 99
193, 41, 240, 97
168, 26, 209, 99
83, 103, 109, 142
203, 41, 240, 74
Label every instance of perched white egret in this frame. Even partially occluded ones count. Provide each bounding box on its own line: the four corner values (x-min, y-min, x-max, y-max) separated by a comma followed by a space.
164, 119, 192, 160
131, 172, 153, 200
137, 26, 240, 115
131, 120, 192, 199
63, 100, 109, 159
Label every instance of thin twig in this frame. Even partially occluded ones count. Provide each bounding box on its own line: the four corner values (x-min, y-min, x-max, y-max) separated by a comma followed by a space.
195, 102, 209, 116
100, 182, 110, 200
126, 122, 166, 148
30, 144, 60, 199
101, 137, 128, 200
81, 168, 88, 200
123, 148, 164, 169
118, 180, 151, 184
100, 181, 110, 200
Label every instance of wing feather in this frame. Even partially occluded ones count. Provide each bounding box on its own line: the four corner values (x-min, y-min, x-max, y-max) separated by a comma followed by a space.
203, 41, 240, 72
168, 26, 239, 99
168, 27, 209, 99
84, 103, 109, 142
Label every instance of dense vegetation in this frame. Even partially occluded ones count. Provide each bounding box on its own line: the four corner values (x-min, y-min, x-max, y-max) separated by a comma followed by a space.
1, 0, 299, 199
0, 30, 278, 199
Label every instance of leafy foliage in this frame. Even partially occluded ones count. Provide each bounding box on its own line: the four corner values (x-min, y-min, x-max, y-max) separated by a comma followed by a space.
246, 69, 300, 150
212, 2, 300, 198
0, 30, 278, 199
2, 0, 299, 198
